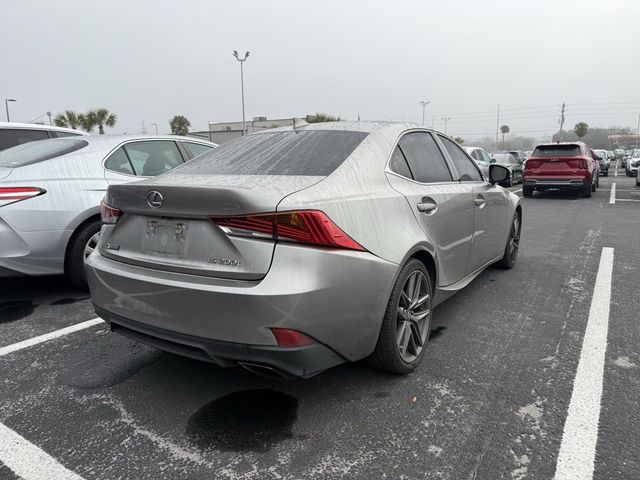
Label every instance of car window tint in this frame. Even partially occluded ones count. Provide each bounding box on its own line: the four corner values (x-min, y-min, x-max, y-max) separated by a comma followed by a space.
533, 145, 581, 157
183, 142, 214, 159
0, 138, 88, 167
439, 136, 482, 181
398, 132, 452, 183
389, 145, 412, 178
174, 130, 368, 176
124, 140, 183, 176
0, 129, 49, 150
104, 147, 134, 175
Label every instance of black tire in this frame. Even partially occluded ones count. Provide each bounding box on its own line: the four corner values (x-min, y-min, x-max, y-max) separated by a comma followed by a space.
367, 259, 433, 374
583, 184, 592, 198
596, 175, 599, 188
523, 186, 534, 197
65, 217, 102, 289
495, 211, 521, 269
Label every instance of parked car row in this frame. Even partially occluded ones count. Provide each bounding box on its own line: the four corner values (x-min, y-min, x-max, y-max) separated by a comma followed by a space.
463, 147, 524, 186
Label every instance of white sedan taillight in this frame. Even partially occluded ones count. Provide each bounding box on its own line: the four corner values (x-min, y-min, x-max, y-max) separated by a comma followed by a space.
0, 187, 45, 207
100, 200, 122, 224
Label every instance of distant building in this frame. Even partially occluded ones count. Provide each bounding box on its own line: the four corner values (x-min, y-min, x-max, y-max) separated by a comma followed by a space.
188, 116, 307, 144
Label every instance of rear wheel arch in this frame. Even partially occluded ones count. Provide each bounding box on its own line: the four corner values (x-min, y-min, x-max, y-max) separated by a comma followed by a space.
64, 214, 102, 288
410, 250, 436, 293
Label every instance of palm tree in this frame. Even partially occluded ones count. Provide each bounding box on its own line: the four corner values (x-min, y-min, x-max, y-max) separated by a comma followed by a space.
170, 115, 191, 135
500, 125, 510, 146
306, 113, 341, 123
86, 108, 117, 134
574, 122, 589, 139
53, 110, 82, 129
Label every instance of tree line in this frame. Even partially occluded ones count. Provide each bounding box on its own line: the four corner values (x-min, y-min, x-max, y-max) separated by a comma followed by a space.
54, 109, 117, 134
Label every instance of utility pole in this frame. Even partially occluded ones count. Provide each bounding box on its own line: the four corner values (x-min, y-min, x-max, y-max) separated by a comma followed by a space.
141, 121, 147, 134
233, 50, 250, 136
419, 100, 430, 126
441, 116, 452, 134
152, 123, 158, 134
495, 104, 500, 150
635, 113, 640, 150
558, 102, 566, 142
46, 111, 52, 125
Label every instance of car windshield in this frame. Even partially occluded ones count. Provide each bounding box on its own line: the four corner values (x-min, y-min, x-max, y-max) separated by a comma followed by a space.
173, 130, 369, 176
492, 154, 512, 162
0, 138, 89, 168
533, 145, 581, 157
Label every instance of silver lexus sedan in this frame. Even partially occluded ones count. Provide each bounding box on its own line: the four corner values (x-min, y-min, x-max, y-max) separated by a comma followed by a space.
86, 122, 521, 378
0, 135, 216, 287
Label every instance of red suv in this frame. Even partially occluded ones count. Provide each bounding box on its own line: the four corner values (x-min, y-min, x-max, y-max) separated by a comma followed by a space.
523, 142, 599, 198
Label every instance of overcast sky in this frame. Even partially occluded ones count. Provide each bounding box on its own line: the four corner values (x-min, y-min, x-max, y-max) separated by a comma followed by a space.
4, 0, 640, 140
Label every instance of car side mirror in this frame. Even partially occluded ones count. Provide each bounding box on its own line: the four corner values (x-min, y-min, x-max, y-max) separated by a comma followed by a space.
490, 158, 496, 163
489, 164, 510, 185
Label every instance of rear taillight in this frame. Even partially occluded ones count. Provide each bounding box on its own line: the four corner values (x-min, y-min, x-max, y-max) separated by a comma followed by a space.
270, 328, 317, 347
0, 187, 45, 207
212, 210, 366, 251
100, 200, 122, 224
579, 159, 587, 169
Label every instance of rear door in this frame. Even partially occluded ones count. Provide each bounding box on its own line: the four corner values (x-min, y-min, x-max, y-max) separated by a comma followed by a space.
385, 131, 474, 286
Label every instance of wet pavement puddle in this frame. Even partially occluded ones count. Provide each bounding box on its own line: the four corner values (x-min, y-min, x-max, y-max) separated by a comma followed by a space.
186, 389, 298, 452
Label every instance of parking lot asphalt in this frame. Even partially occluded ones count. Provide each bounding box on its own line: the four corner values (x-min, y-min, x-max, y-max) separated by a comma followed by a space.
1, 170, 638, 480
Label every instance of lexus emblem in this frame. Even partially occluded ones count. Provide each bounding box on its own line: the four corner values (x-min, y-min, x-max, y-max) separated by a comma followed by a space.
146, 190, 164, 209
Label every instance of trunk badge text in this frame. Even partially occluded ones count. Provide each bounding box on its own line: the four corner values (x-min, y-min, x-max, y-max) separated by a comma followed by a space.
147, 191, 164, 208
208, 257, 242, 267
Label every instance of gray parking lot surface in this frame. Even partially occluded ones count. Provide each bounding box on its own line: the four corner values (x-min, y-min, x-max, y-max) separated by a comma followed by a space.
1, 173, 638, 479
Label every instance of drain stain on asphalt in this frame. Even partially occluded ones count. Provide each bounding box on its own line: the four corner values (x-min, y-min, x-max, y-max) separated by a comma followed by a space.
58, 334, 162, 389
0, 301, 36, 324
186, 389, 298, 452
51, 296, 90, 306
429, 326, 447, 340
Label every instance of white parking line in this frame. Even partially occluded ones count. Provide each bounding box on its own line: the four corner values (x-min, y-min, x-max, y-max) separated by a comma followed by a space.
512, 188, 522, 195
0, 422, 85, 480
615, 198, 640, 202
609, 183, 616, 205
554, 247, 614, 480
0, 318, 103, 357
614, 160, 618, 176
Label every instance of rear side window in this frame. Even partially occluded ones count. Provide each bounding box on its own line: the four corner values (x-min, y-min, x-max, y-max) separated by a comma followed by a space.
0, 138, 88, 167
389, 146, 412, 178
123, 140, 184, 177
533, 145, 581, 157
398, 132, 452, 183
104, 147, 135, 175
183, 142, 215, 159
177, 130, 368, 176
0, 129, 49, 151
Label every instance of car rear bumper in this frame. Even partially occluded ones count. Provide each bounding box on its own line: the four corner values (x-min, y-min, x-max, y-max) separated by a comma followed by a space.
524, 178, 587, 190
95, 306, 344, 378
86, 243, 398, 371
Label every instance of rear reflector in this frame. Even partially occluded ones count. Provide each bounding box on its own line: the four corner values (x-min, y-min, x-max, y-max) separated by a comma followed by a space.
0, 187, 45, 207
212, 210, 366, 251
270, 328, 317, 347
100, 200, 122, 224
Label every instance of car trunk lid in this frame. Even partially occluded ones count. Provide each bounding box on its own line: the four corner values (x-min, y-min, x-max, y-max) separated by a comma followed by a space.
100, 174, 323, 280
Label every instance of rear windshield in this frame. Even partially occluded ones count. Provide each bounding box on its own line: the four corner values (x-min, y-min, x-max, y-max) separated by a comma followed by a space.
532, 145, 581, 157
175, 130, 369, 176
0, 138, 88, 168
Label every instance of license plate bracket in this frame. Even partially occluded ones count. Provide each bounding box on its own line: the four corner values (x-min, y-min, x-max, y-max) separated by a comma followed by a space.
142, 218, 187, 257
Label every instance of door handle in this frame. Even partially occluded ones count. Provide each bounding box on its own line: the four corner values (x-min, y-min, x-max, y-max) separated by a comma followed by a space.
417, 202, 437, 214
474, 197, 486, 208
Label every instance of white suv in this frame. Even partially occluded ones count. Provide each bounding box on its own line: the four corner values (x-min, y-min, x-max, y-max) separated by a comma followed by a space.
0, 122, 88, 151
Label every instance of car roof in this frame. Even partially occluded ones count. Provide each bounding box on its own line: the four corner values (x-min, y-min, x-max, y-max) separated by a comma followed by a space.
0, 122, 89, 135
253, 120, 428, 138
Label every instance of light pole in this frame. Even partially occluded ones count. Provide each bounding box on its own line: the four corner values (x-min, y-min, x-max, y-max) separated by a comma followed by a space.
152, 123, 158, 134
46, 111, 52, 125
419, 100, 430, 126
5, 99, 17, 122
232, 50, 250, 136
441, 116, 452, 134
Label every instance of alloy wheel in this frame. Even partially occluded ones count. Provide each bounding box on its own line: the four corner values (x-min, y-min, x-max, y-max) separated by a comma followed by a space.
84, 232, 101, 260
396, 270, 431, 363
